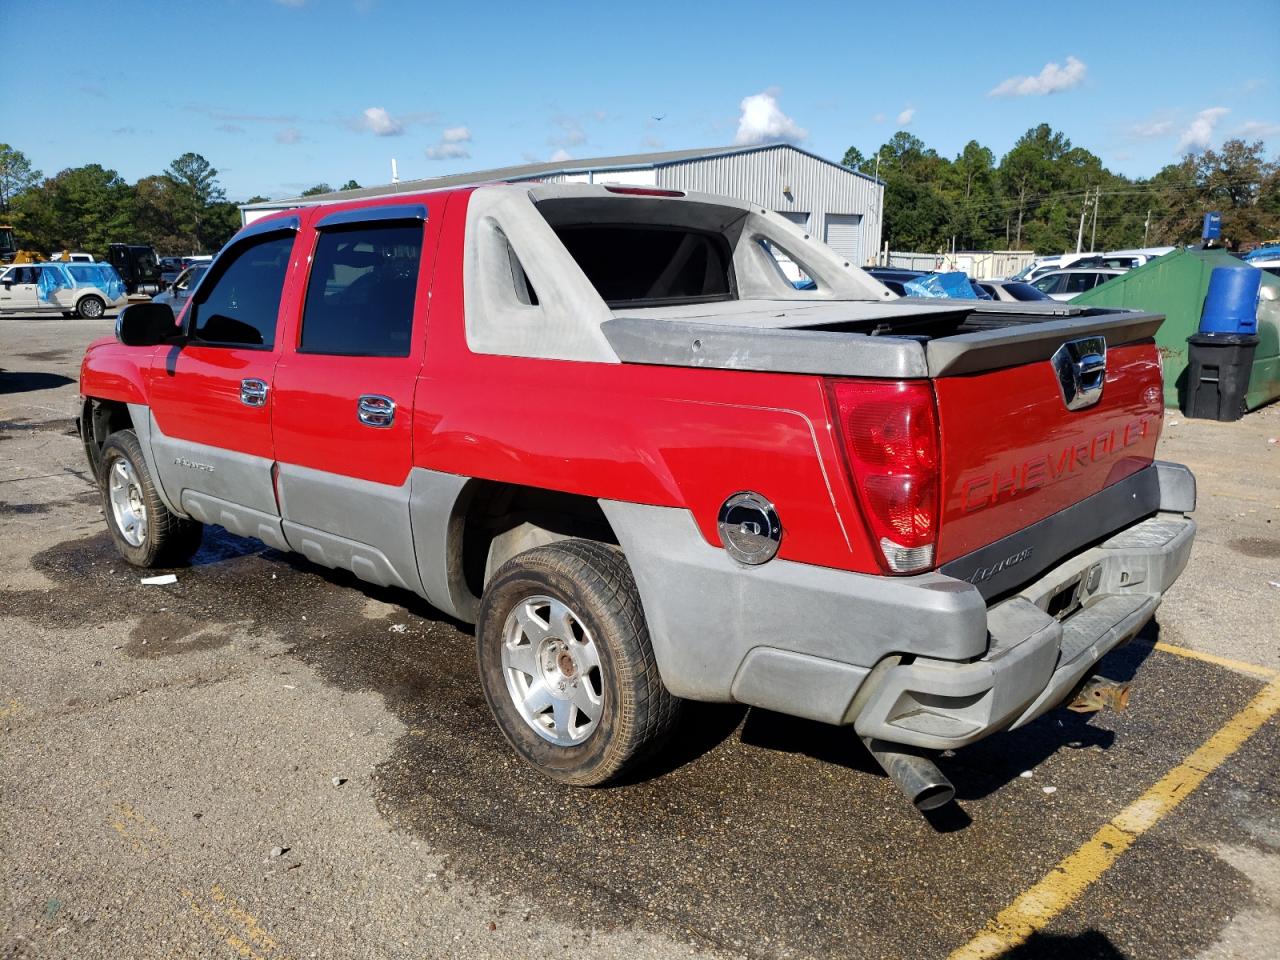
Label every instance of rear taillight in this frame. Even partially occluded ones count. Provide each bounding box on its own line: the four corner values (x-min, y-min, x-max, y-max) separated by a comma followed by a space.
826, 379, 940, 574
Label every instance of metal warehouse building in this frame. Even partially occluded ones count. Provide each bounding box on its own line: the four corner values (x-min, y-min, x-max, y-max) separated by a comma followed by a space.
240, 144, 884, 267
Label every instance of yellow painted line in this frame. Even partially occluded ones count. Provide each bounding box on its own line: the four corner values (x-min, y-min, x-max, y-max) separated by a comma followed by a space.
1151, 641, 1278, 679
950, 675, 1280, 960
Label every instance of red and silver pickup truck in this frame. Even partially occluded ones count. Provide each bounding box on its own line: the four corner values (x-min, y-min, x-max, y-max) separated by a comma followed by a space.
78, 183, 1195, 811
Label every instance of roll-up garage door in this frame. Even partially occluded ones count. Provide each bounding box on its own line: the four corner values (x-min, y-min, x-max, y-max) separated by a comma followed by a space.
824, 214, 864, 265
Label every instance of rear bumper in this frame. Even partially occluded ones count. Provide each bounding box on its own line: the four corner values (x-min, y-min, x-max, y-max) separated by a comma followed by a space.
602, 461, 1196, 751
851, 511, 1195, 749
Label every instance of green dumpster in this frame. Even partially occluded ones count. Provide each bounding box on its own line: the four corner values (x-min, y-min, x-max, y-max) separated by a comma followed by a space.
1071, 249, 1280, 410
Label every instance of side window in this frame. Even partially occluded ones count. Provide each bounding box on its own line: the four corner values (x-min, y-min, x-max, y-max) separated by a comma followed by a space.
299, 223, 422, 357
189, 232, 294, 348
1033, 274, 1063, 294
1062, 273, 1091, 294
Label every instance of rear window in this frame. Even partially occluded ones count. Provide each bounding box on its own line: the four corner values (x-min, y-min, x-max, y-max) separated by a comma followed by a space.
552, 225, 733, 307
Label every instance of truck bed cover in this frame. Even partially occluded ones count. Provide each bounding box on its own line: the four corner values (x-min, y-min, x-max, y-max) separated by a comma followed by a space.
602, 298, 1163, 378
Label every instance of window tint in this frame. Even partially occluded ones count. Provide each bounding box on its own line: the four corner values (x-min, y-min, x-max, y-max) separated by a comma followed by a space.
1033, 274, 1064, 294
300, 223, 422, 357
1062, 273, 1095, 294
554, 225, 732, 306
190, 233, 293, 347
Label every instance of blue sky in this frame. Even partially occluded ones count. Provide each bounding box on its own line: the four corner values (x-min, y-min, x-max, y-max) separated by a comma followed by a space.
6, 0, 1277, 201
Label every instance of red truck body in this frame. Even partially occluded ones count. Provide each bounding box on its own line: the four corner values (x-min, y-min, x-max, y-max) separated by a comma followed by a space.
78, 182, 1194, 809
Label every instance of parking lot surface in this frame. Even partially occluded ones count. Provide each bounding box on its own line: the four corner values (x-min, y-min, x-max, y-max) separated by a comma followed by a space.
3, 315, 1279, 960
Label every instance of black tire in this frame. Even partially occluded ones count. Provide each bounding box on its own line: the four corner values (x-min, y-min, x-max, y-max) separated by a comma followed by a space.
99, 429, 204, 567
476, 539, 680, 786
76, 295, 105, 319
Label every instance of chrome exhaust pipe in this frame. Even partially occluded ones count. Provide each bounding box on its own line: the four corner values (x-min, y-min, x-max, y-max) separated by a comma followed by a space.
862, 737, 955, 812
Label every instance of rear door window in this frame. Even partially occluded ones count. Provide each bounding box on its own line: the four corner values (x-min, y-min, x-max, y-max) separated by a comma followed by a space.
299, 223, 423, 357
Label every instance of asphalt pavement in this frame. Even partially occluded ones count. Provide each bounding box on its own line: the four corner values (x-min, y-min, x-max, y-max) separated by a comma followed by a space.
2, 315, 1278, 959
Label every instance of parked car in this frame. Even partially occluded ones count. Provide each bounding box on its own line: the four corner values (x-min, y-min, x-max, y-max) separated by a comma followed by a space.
151, 263, 209, 315
78, 183, 1195, 813
0, 261, 128, 318
50, 251, 96, 263
1030, 268, 1125, 301
978, 279, 1055, 302
158, 257, 186, 286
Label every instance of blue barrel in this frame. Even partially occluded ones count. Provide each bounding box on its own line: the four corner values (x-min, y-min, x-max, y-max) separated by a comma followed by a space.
1199, 266, 1261, 334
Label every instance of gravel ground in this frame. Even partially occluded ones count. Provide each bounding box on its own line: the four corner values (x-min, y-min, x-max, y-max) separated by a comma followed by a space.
2, 315, 1277, 959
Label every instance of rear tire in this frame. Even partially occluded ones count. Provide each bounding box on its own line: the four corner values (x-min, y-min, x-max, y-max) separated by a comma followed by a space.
99, 430, 203, 567
476, 540, 680, 786
76, 295, 105, 319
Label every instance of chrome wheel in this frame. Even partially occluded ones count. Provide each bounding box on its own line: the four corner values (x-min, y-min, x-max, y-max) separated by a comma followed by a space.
501, 595, 603, 746
108, 458, 146, 547
78, 296, 105, 319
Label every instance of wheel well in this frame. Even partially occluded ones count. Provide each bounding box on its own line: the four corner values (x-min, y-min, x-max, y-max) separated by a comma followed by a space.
80, 398, 133, 480
453, 481, 618, 616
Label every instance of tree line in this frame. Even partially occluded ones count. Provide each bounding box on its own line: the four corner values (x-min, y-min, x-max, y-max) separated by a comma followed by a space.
3, 126, 1278, 259
844, 124, 1280, 254
0, 144, 359, 258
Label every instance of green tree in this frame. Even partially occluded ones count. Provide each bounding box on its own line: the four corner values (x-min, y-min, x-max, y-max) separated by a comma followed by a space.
944, 141, 997, 249
0, 144, 41, 214
13, 164, 134, 254
301, 183, 334, 196
164, 153, 226, 253
1148, 140, 1280, 247
339, 179, 362, 191
133, 174, 187, 253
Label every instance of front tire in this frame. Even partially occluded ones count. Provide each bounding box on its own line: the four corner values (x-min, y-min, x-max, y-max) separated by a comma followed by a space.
476, 540, 680, 786
99, 430, 203, 567
76, 295, 105, 319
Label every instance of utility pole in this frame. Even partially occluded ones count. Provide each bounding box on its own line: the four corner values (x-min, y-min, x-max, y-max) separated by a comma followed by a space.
873, 149, 884, 264
1143, 209, 1151, 247
1089, 188, 1100, 252
1076, 186, 1090, 253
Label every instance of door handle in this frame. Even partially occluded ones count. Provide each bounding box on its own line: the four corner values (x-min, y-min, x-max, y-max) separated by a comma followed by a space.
357, 394, 396, 428
240, 378, 269, 407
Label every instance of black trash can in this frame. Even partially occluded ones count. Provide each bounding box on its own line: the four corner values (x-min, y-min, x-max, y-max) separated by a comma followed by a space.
1182, 332, 1259, 422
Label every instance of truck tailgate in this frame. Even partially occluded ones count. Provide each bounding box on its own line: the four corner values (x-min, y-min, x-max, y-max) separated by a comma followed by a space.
934, 341, 1165, 565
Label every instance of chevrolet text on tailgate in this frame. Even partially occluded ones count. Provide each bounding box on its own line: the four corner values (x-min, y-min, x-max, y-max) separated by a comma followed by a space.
78, 184, 1196, 812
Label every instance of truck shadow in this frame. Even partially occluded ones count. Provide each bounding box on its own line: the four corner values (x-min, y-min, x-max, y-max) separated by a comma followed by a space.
0, 369, 76, 394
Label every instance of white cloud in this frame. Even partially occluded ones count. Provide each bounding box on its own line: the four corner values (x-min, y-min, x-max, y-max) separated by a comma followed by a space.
896, 107, 915, 126
549, 148, 573, 162
425, 126, 472, 161
989, 56, 1087, 97
1176, 107, 1230, 154
1238, 119, 1280, 139
1131, 118, 1174, 138
359, 106, 403, 137
275, 127, 304, 145
872, 112, 885, 124
548, 115, 587, 148
733, 89, 807, 146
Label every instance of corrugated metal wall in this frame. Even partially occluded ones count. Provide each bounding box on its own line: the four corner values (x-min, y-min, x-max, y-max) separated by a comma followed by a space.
654, 145, 883, 265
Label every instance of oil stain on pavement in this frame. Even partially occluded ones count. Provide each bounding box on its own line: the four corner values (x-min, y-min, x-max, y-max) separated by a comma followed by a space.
2, 527, 1275, 959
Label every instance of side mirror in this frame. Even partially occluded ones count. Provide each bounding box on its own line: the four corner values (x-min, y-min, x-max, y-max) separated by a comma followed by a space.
116, 302, 178, 347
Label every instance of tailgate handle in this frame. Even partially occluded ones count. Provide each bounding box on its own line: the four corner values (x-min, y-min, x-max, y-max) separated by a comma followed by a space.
1077, 353, 1106, 390
1051, 337, 1107, 411
357, 394, 396, 428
